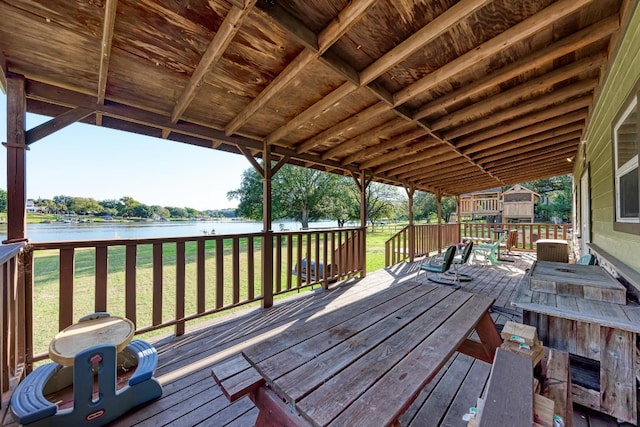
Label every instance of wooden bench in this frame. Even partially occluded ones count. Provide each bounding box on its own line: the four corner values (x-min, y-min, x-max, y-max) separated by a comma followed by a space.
210, 353, 264, 402
477, 348, 534, 427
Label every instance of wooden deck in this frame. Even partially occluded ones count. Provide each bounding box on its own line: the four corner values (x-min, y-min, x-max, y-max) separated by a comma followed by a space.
4, 252, 633, 426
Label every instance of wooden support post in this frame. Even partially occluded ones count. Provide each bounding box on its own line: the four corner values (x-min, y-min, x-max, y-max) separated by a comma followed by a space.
436, 192, 442, 253
4, 75, 28, 243
359, 171, 368, 278
406, 186, 415, 262
262, 142, 274, 308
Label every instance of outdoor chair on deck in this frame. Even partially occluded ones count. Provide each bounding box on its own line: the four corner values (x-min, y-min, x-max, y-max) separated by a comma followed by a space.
499, 230, 520, 259
448, 241, 474, 282
416, 245, 460, 289
577, 254, 596, 265
472, 232, 506, 266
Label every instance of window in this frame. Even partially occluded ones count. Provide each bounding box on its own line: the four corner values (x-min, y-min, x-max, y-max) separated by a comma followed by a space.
613, 83, 640, 233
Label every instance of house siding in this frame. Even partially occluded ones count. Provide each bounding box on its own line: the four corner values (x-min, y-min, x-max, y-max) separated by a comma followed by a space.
576, 2, 640, 273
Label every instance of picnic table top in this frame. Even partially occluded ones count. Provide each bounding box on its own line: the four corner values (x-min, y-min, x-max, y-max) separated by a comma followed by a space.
241, 282, 501, 426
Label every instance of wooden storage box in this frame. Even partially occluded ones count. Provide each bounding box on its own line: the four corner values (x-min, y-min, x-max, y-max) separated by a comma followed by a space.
535, 239, 568, 263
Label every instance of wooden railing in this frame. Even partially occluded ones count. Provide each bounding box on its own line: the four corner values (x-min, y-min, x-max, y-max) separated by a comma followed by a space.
385, 223, 460, 267
0, 242, 28, 401
385, 222, 573, 267
23, 227, 365, 366
460, 222, 572, 250
459, 198, 502, 216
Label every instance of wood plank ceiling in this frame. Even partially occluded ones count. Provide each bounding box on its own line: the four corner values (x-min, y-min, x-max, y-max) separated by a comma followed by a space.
0, 0, 625, 195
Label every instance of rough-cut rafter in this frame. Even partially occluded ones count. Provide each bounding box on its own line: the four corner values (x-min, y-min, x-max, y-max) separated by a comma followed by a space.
413, 15, 619, 121
97, 0, 118, 105
456, 97, 592, 148
171, 1, 256, 124
265, 0, 490, 148
225, 0, 378, 136
394, 0, 594, 105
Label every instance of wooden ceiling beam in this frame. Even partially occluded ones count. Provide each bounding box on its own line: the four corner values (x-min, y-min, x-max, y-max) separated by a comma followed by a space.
418, 168, 488, 186
444, 78, 597, 140
356, 136, 438, 170
413, 14, 619, 121
414, 162, 474, 184
171, 1, 255, 124
430, 53, 606, 132
456, 96, 592, 147
97, 0, 118, 104
462, 111, 587, 154
269, 0, 487, 148
393, 0, 594, 106
226, 0, 376, 136
0, 50, 7, 93
359, 0, 491, 84
393, 154, 464, 180
321, 117, 406, 160
373, 141, 451, 174
497, 164, 573, 182
25, 107, 95, 145
488, 146, 576, 172
480, 137, 580, 166
475, 129, 583, 162
293, 102, 389, 153
426, 173, 497, 189
344, 127, 429, 166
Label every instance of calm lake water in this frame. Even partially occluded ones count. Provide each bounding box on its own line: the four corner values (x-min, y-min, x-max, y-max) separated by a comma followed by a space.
0, 220, 341, 242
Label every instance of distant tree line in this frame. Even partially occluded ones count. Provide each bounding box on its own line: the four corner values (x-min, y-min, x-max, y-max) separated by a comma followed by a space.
0, 190, 234, 220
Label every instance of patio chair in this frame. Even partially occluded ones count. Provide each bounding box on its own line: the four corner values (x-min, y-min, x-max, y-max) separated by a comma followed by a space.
472, 233, 505, 266
448, 241, 474, 282
576, 254, 596, 265
416, 245, 460, 288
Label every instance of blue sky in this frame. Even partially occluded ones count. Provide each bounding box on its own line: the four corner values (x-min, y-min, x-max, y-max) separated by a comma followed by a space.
1, 92, 250, 210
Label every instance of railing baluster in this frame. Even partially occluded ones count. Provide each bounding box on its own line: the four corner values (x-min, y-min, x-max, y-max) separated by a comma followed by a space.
59, 248, 75, 330
286, 234, 293, 291
215, 238, 224, 309
95, 245, 108, 313
152, 243, 163, 326
232, 237, 240, 304
176, 241, 185, 336
125, 244, 137, 325
247, 237, 255, 300
196, 240, 205, 314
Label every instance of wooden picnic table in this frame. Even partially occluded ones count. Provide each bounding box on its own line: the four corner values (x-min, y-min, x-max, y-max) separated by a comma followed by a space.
233, 282, 502, 426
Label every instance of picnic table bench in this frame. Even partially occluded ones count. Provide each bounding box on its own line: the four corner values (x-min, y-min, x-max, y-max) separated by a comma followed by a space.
212, 282, 502, 426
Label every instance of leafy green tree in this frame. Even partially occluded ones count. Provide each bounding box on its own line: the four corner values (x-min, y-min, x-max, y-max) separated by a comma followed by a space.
414, 192, 457, 221
276, 166, 343, 229
362, 183, 397, 227
322, 178, 357, 227
228, 164, 342, 229
99, 199, 123, 216
132, 204, 153, 218
520, 175, 572, 222
0, 189, 6, 212
119, 196, 140, 217
70, 197, 103, 215
53, 195, 73, 213
150, 205, 171, 218
167, 207, 188, 218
